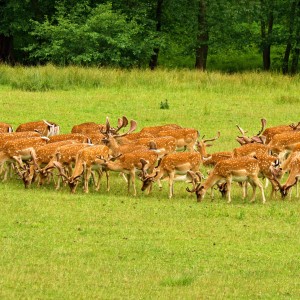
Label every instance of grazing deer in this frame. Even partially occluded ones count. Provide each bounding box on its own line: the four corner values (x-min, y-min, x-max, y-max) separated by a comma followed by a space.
140, 124, 182, 135
140, 152, 203, 198
272, 154, 300, 198
21, 140, 80, 187
0, 122, 13, 133
157, 128, 199, 152
267, 131, 300, 160
100, 150, 158, 196
16, 120, 60, 137
233, 143, 270, 158
39, 143, 92, 188
0, 136, 49, 169
48, 133, 91, 144
186, 157, 266, 203
0, 131, 41, 150
262, 122, 300, 144
56, 145, 111, 194
71, 122, 106, 135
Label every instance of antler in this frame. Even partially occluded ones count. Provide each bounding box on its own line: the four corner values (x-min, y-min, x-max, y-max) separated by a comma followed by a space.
256, 118, 267, 136
115, 116, 129, 134
290, 121, 300, 130
203, 131, 220, 143
236, 124, 248, 136
113, 119, 137, 137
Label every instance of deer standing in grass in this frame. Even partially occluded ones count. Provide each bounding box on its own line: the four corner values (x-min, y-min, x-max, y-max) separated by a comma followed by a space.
100, 151, 159, 196
187, 156, 266, 203
140, 152, 203, 198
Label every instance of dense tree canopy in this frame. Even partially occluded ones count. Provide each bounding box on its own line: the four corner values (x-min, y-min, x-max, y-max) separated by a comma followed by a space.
0, 0, 299, 73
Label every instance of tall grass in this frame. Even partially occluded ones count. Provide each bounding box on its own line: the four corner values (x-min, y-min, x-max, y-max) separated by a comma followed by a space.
1, 66, 300, 299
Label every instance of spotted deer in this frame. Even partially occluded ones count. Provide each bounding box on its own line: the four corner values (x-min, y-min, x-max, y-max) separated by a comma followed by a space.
140, 152, 203, 198
39, 143, 92, 188
16, 120, 60, 137
56, 145, 111, 193
100, 150, 159, 196
157, 128, 199, 152
187, 156, 266, 203
0, 122, 13, 133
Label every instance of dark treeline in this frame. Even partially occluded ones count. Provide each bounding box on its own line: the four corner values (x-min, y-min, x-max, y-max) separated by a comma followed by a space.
0, 0, 299, 73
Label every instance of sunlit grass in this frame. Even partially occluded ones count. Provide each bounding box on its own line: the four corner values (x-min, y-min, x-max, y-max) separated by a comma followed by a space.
1, 66, 300, 299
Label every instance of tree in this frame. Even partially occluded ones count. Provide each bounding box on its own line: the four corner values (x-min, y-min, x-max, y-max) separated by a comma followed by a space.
26, 3, 156, 67
195, 0, 208, 70
260, 0, 274, 70
149, 0, 164, 70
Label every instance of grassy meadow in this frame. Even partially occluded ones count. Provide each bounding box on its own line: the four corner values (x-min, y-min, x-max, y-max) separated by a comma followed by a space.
1, 65, 300, 299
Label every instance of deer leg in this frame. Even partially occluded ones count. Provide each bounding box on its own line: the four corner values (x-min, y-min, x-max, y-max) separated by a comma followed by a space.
93, 169, 102, 191
120, 172, 128, 183
128, 170, 136, 196
105, 170, 110, 191
250, 177, 266, 204
226, 176, 233, 203
83, 166, 91, 193
241, 182, 248, 199
168, 172, 175, 199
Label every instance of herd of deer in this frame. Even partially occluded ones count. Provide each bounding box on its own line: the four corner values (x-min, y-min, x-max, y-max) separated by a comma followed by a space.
0, 117, 300, 203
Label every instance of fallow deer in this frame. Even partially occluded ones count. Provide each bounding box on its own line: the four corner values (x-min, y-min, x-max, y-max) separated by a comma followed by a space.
100, 150, 159, 196
196, 131, 233, 167
140, 124, 182, 135
157, 128, 199, 152
56, 145, 111, 193
187, 157, 266, 203
22, 140, 80, 187
0, 122, 13, 133
140, 152, 203, 198
48, 133, 91, 144
267, 131, 300, 160
39, 143, 92, 188
272, 155, 300, 198
262, 122, 300, 144
16, 120, 60, 137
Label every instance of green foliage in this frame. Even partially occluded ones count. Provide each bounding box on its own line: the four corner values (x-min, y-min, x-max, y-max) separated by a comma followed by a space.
25, 3, 155, 67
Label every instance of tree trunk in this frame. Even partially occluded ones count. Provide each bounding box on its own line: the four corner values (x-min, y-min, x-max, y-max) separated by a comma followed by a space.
260, 0, 273, 71
149, 0, 163, 70
282, 0, 297, 74
195, 0, 208, 71
0, 34, 14, 64
291, 1, 300, 75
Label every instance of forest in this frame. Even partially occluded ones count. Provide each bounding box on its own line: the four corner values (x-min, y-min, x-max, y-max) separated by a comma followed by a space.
0, 0, 300, 74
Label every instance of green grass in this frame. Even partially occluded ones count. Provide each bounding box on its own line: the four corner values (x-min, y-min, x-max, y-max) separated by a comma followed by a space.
1, 66, 300, 299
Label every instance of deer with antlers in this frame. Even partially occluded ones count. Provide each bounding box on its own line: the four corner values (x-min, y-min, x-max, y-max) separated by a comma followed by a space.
140, 152, 203, 198
100, 150, 159, 196
157, 128, 199, 152
186, 156, 266, 203
39, 143, 92, 189
19, 140, 80, 188
272, 154, 300, 198
16, 120, 60, 137
196, 131, 233, 167
55, 145, 111, 193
